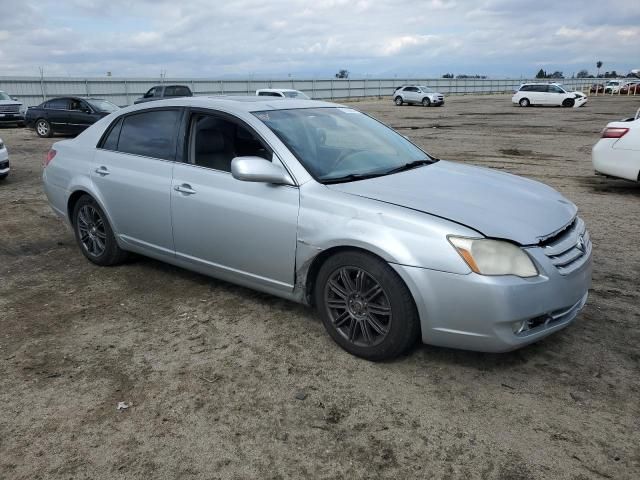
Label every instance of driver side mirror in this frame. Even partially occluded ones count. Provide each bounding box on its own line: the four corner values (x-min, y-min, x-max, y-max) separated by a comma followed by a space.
11, 97, 18, 101
231, 156, 294, 185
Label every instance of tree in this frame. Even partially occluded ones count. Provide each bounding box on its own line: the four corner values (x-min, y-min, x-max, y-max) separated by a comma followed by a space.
442, 73, 454, 78
536, 69, 546, 78
596, 60, 603, 78
335, 69, 349, 79
549, 71, 564, 79
576, 69, 590, 78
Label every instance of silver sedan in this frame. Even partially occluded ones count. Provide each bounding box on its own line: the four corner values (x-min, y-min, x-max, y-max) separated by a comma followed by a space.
42, 97, 592, 360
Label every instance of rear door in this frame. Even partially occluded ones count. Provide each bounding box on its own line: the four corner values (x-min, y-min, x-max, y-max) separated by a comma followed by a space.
170, 109, 299, 294
91, 108, 182, 256
45, 98, 72, 132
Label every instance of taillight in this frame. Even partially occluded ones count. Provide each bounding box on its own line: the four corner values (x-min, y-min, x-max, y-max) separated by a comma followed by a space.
44, 149, 56, 167
601, 127, 629, 139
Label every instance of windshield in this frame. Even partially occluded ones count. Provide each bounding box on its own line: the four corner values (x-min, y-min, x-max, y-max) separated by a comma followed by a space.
254, 107, 434, 183
418, 86, 434, 93
0, 92, 11, 101
87, 99, 119, 112
283, 91, 310, 99
606, 81, 619, 86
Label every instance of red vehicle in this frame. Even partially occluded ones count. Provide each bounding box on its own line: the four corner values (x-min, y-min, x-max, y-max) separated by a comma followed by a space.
619, 82, 640, 95
590, 83, 605, 93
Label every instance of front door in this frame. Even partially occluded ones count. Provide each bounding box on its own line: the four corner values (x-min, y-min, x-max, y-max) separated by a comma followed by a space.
68, 99, 99, 134
171, 111, 299, 294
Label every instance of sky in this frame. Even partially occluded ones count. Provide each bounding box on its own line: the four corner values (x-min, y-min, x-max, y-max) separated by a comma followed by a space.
0, 0, 638, 79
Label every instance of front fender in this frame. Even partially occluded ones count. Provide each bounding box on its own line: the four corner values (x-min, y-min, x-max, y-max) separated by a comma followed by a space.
296, 182, 478, 278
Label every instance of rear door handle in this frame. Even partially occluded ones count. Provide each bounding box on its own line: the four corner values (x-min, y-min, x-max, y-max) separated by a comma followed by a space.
174, 183, 196, 195
95, 166, 110, 176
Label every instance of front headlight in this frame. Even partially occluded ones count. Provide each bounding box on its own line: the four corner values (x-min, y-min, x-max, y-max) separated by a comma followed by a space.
448, 236, 538, 278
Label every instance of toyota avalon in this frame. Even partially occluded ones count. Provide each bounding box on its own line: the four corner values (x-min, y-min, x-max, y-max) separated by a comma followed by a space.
42, 97, 592, 360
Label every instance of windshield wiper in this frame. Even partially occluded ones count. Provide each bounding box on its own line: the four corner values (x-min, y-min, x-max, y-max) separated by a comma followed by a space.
321, 172, 388, 184
383, 159, 435, 176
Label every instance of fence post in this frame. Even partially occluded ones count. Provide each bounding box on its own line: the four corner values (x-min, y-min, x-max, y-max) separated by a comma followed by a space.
124, 80, 129, 105
220, 80, 224, 95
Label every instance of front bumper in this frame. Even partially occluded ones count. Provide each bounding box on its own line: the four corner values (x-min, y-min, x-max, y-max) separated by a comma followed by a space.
391, 246, 592, 352
0, 113, 25, 124
574, 96, 588, 108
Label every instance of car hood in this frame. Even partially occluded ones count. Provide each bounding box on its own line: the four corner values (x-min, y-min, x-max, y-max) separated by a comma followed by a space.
0, 100, 22, 106
326, 160, 577, 245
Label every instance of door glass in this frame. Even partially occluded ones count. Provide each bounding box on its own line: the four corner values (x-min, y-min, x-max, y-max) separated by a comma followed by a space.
117, 110, 180, 160
100, 117, 123, 150
189, 114, 271, 172
47, 98, 70, 110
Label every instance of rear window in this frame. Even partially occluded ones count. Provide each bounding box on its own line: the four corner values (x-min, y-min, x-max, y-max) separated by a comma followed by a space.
115, 110, 180, 160
258, 91, 283, 97
164, 86, 191, 97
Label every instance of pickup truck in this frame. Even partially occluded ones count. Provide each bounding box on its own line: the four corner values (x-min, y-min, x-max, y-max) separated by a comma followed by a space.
133, 85, 193, 104
0, 90, 26, 126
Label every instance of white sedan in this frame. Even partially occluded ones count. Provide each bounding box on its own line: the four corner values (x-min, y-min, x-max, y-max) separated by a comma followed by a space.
592, 108, 640, 182
0, 137, 9, 180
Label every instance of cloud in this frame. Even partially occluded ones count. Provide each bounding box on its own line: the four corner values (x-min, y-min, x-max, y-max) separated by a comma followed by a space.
0, 0, 638, 78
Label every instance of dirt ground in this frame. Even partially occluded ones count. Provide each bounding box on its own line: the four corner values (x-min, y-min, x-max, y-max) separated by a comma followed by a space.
1, 94, 639, 479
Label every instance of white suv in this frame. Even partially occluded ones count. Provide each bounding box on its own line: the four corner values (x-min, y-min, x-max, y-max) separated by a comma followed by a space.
393, 85, 444, 107
256, 88, 310, 99
512, 83, 587, 108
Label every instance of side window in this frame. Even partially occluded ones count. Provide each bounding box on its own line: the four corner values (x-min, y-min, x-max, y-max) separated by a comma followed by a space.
117, 110, 180, 160
144, 87, 157, 98
258, 91, 281, 97
549, 86, 563, 93
189, 114, 271, 172
166, 86, 190, 96
534, 85, 549, 93
519, 85, 532, 92
47, 98, 70, 110
100, 117, 123, 150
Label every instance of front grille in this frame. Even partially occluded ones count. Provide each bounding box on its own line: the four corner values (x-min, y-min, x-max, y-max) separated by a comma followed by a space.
0, 105, 20, 113
541, 217, 591, 275
0, 160, 9, 169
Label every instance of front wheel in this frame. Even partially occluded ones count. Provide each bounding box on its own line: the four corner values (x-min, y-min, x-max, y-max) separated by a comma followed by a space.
394, 96, 403, 106
562, 98, 575, 107
422, 97, 431, 107
35, 119, 52, 138
72, 195, 128, 266
315, 251, 420, 361
519, 98, 530, 107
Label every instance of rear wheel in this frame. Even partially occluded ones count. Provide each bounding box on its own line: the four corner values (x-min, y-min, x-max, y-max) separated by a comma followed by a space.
422, 97, 431, 107
72, 195, 128, 266
314, 251, 419, 361
35, 119, 52, 138
562, 98, 575, 107
519, 98, 530, 107
394, 96, 403, 106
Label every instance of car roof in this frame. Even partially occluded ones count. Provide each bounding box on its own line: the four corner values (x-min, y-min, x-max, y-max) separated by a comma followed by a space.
122, 95, 341, 113
257, 88, 301, 93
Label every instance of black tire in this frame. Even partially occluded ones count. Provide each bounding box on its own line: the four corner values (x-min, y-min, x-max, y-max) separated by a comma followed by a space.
17, 122, 25, 128
72, 195, 128, 266
394, 96, 403, 106
519, 98, 530, 107
35, 118, 53, 138
562, 98, 575, 107
314, 251, 420, 361
422, 97, 431, 107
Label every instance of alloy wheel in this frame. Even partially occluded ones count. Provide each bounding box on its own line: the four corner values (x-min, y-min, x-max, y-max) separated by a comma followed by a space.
36, 121, 49, 136
324, 266, 392, 347
76, 204, 107, 257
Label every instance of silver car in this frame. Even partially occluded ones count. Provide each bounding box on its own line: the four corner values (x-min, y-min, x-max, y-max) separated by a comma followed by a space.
394, 85, 444, 107
42, 97, 592, 360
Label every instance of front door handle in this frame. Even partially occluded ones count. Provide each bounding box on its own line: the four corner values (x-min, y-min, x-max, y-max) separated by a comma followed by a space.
95, 166, 110, 176
174, 183, 196, 195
